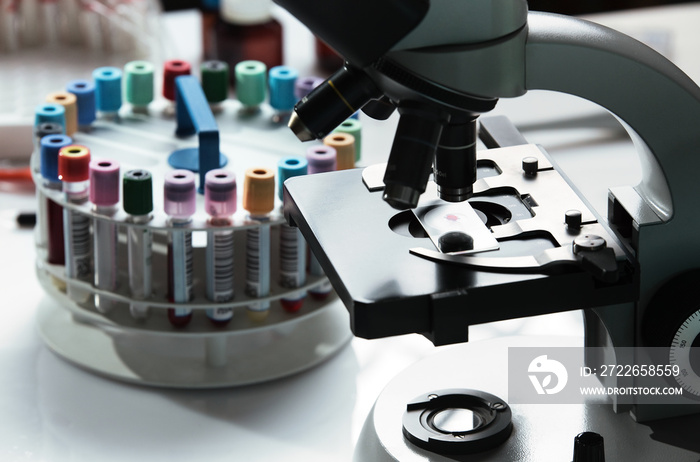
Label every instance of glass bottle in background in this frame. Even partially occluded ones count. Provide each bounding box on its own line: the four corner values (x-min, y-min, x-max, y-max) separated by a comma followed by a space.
201, 0, 220, 61
212, 0, 283, 84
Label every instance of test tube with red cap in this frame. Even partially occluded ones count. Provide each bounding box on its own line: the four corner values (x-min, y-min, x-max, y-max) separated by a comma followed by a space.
164, 169, 196, 327
123, 169, 154, 319
243, 167, 275, 321
204, 169, 236, 325
58, 145, 92, 302
90, 159, 120, 313
277, 157, 308, 313
306, 145, 337, 300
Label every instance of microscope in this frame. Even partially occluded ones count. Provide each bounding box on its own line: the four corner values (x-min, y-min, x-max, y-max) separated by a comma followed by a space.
275, 0, 700, 460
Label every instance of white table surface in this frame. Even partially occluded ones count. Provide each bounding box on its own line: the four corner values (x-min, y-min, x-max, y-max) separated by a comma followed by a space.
2, 3, 700, 461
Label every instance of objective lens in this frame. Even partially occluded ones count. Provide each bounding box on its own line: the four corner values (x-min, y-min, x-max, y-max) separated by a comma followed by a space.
434, 118, 477, 202
382, 105, 447, 210
288, 65, 381, 141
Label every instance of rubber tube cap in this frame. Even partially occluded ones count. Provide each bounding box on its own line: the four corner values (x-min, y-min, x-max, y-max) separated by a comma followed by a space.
58, 145, 91, 182
123, 169, 154, 215
89, 159, 120, 206
243, 167, 275, 215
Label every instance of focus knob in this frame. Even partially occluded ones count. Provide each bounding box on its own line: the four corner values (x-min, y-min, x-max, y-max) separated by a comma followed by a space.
572, 432, 605, 462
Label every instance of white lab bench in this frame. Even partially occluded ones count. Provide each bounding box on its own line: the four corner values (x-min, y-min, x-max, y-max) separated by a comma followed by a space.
1, 3, 699, 461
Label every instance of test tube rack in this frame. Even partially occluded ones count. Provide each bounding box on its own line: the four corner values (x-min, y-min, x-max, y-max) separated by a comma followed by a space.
31, 65, 352, 388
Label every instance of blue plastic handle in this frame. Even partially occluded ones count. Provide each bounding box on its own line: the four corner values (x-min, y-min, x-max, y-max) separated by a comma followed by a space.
170, 75, 223, 193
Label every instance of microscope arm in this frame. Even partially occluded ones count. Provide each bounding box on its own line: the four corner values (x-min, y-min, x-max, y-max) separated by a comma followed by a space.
526, 12, 700, 225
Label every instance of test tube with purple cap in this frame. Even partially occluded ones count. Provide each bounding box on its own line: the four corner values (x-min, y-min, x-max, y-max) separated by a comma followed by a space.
164, 170, 196, 327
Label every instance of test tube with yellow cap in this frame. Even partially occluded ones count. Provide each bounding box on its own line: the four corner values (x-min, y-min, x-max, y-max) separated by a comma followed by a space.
243, 167, 275, 321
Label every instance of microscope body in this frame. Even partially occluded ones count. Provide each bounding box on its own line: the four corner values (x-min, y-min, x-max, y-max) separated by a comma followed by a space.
276, 0, 700, 458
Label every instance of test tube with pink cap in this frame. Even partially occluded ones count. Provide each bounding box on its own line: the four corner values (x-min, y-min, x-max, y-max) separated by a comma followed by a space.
89, 159, 120, 313
164, 170, 196, 327
204, 169, 236, 325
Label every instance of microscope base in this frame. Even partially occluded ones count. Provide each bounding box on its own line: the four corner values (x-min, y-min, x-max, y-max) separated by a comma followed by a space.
355, 335, 700, 461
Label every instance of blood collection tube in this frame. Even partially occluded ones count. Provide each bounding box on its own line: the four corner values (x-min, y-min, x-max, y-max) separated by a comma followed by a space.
306, 145, 337, 300
46, 91, 78, 136
294, 76, 324, 101
164, 170, 196, 327
123, 169, 154, 319
58, 145, 92, 303
66, 79, 97, 130
163, 59, 192, 102
93, 67, 122, 119
333, 118, 362, 163
268, 65, 298, 123
39, 135, 72, 290
235, 60, 266, 114
34, 122, 63, 153
324, 132, 356, 170
35, 103, 66, 133
277, 157, 308, 313
204, 169, 236, 325
124, 60, 155, 113
243, 167, 274, 321
201, 60, 229, 111
89, 159, 120, 313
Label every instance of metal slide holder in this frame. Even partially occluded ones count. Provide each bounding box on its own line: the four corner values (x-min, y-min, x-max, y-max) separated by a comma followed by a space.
32, 64, 351, 388
276, 0, 700, 459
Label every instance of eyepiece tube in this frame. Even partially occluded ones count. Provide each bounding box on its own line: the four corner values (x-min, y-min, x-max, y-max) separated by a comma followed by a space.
288, 65, 382, 141
434, 118, 477, 202
382, 105, 447, 210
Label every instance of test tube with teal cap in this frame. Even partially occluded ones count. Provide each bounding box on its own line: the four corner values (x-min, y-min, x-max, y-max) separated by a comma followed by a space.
243, 167, 275, 321
123, 169, 154, 319
306, 145, 337, 300
277, 156, 308, 313
164, 170, 196, 327
235, 60, 267, 115
204, 168, 236, 325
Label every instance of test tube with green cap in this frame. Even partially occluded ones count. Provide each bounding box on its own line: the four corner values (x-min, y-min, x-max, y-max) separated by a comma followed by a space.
201, 60, 230, 111
123, 169, 154, 319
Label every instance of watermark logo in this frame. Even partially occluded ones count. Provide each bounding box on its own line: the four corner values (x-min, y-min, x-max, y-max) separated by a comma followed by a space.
528, 355, 568, 395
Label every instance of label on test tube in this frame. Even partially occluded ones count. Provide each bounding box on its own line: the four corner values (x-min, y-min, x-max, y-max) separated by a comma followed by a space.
58, 145, 92, 303
204, 169, 236, 325
243, 167, 274, 320
277, 157, 308, 313
164, 170, 196, 327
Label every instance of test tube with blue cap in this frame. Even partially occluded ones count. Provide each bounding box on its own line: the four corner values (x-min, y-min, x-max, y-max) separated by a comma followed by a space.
39, 135, 72, 290
204, 168, 236, 325
66, 79, 97, 131
164, 170, 196, 327
277, 156, 308, 313
243, 167, 275, 321
269, 65, 298, 123
89, 159, 120, 313
58, 145, 93, 303
93, 67, 122, 120
123, 169, 154, 319
306, 145, 337, 300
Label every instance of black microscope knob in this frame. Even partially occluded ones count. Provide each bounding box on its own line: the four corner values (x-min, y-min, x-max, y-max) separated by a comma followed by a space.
572, 432, 605, 462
